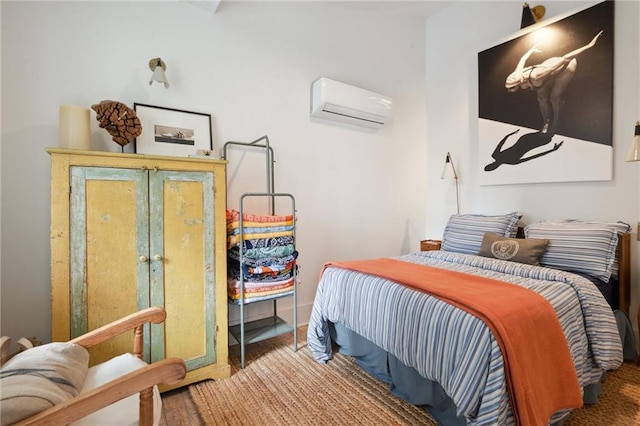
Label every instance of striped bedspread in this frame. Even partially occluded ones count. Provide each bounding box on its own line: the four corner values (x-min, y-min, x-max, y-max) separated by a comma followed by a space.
307, 250, 623, 426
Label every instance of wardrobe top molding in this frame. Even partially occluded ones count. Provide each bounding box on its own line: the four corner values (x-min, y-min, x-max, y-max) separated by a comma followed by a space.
46, 148, 227, 169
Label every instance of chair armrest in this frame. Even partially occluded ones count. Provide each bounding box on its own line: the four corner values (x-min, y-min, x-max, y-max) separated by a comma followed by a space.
13, 357, 186, 426
0, 336, 11, 365
70, 307, 166, 349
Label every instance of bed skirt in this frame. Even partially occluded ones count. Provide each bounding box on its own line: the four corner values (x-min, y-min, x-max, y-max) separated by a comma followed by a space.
328, 322, 616, 426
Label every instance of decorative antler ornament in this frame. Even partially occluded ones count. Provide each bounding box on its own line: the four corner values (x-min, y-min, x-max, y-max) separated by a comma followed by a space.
91, 100, 142, 149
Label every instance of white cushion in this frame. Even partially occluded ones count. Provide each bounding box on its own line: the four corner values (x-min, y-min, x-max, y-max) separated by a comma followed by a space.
71, 353, 162, 426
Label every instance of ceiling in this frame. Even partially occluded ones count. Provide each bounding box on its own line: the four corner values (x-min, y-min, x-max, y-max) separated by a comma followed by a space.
324, 1, 453, 18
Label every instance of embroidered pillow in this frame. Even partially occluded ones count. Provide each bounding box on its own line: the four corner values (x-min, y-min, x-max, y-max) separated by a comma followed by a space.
478, 232, 549, 265
441, 212, 522, 255
524, 222, 619, 282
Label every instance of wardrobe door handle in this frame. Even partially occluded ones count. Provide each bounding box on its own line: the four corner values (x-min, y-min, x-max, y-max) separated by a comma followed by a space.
153, 254, 163, 261
139, 255, 149, 262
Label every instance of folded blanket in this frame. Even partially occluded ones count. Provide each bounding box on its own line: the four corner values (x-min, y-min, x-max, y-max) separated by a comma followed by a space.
228, 251, 297, 271
228, 245, 296, 262
228, 279, 294, 300
228, 291, 295, 305
243, 263, 295, 278
226, 209, 293, 224
228, 276, 295, 290
227, 266, 294, 283
227, 224, 295, 236
227, 230, 294, 249
227, 219, 294, 233
232, 236, 294, 251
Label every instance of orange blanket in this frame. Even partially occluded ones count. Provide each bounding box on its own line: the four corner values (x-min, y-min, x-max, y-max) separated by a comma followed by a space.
325, 258, 582, 426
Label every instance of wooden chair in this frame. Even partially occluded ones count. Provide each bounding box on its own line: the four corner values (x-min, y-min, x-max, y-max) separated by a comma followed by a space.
0, 307, 186, 426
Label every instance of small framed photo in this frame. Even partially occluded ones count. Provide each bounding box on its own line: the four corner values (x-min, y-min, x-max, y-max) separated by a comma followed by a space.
134, 103, 212, 156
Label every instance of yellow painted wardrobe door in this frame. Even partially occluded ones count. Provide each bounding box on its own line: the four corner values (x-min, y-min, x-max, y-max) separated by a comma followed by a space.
149, 171, 216, 370
70, 167, 149, 366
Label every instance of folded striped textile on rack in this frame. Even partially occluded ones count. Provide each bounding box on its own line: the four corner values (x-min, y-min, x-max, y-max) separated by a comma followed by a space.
227, 218, 294, 232
227, 277, 294, 302
243, 262, 296, 278
226, 209, 293, 224
229, 291, 294, 305
228, 236, 294, 253
226, 209, 299, 303
227, 230, 294, 249
227, 224, 294, 235
227, 265, 295, 283
228, 276, 295, 290
228, 245, 297, 262
228, 250, 297, 268
226, 209, 296, 248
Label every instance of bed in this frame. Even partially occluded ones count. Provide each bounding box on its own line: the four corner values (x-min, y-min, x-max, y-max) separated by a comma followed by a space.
307, 213, 632, 426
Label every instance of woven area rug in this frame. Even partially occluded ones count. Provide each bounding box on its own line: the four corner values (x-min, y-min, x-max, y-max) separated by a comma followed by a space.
565, 361, 640, 425
190, 329, 640, 425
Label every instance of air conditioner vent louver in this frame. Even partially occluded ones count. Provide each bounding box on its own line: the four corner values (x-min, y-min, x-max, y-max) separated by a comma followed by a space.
320, 109, 385, 126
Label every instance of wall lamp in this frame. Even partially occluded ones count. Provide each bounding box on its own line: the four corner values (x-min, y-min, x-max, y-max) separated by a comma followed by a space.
625, 121, 640, 242
149, 57, 169, 88
625, 121, 640, 162
520, 3, 545, 29
441, 152, 460, 215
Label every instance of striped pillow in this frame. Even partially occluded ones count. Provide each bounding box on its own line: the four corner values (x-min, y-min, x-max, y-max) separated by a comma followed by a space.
524, 222, 620, 282
0, 343, 89, 425
441, 212, 521, 255
543, 220, 630, 279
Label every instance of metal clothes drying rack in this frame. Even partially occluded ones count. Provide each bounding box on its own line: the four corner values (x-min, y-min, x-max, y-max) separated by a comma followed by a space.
221, 135, 298, 369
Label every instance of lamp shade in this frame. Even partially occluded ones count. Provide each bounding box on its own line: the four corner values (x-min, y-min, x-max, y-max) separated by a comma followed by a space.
149, 58, 169, 88
520, 3, 536, 29
440, 152, 460, 214
441, 152, 458, 179
625, 121, 640, 162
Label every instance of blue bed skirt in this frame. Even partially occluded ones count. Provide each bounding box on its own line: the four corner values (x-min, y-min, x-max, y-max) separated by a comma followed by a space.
327, 321, 626, 426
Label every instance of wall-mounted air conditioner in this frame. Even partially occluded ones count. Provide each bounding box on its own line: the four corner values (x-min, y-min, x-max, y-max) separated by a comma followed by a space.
310, 78, 393, 130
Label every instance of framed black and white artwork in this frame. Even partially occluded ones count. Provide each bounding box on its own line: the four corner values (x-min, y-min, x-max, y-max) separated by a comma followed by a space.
478, 0, 613, 185
134, 103, 213, 157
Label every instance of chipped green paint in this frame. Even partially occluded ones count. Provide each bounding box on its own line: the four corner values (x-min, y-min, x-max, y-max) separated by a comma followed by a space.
69, 166, 218, 370
69, 166, 149, 342
148, 170, 216, 368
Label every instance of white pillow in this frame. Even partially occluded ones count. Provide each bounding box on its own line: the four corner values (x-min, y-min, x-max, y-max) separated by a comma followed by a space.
71, 353, 162, 426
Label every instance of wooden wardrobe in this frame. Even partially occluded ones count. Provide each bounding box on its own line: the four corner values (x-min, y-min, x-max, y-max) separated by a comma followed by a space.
48, 149, 230, 390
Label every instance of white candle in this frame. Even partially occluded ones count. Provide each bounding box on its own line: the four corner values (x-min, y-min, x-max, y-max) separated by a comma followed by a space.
58, 105, 91, 150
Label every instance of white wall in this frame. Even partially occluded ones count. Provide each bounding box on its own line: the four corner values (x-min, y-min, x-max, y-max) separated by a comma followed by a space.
0, 1, 427, 342
425, 1, 640, 327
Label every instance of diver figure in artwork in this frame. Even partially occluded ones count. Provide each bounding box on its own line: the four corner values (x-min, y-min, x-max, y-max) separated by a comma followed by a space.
505, 31, 603, 135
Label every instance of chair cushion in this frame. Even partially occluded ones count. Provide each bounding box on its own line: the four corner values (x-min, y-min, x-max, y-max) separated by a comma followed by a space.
71, 353, 162, 426
0, 342, 89, 426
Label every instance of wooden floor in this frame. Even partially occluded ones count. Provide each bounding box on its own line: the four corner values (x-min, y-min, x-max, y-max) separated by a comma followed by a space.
159, 387, 203, 426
